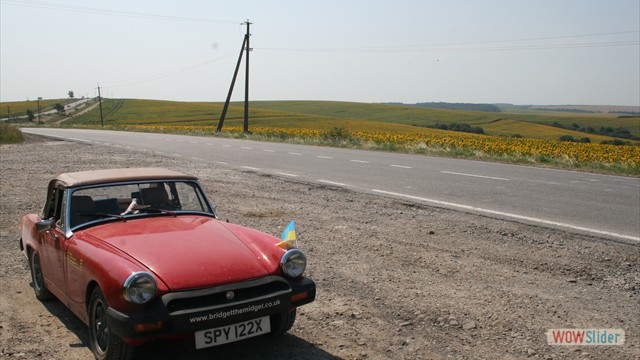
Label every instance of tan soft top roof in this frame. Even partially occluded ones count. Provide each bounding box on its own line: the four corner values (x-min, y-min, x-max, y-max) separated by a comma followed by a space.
56, 168, 197, 187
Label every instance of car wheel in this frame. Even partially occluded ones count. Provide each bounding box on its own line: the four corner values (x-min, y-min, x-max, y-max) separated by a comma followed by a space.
29, 250, 53, 301
88, 287, 134, 360
270, 308, 297, 335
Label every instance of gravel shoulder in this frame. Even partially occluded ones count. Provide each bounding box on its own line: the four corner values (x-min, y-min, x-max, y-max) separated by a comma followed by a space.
0, 135, 638, 359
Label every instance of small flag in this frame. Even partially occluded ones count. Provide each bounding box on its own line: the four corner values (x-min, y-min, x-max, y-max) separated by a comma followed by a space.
281, 221, 296, 241
277, 221, 297, 249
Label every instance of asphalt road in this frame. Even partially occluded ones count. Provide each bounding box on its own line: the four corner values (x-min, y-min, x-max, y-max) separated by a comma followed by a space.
21, 128, 640, 243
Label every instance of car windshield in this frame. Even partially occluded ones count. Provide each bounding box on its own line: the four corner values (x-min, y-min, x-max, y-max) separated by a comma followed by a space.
69, 180, 213, 228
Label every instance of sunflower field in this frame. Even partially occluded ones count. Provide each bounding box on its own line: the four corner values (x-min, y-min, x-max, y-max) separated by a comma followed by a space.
94, 124, 639, 174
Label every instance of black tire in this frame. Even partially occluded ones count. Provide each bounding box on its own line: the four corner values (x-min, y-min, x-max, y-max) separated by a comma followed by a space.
29, 250, 53, 301
270, 308, 297, 335
88, 287, 134, 360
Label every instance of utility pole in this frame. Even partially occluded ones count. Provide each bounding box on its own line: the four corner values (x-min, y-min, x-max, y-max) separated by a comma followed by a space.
97, 84, 104, 127
37, 97, 42, 124
243, 20, 251, 133
216, 20, 252, 133
216, 36, 247, 133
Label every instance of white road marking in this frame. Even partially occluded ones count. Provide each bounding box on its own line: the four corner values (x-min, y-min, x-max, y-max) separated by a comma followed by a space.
216, 161, 228, 165
192, 157, 204, 161
190, 141, 199, 144
371, 189, 639, 242
350, 160, 369, 163
222, 145, 231, 148
206, 143, 215, 146
390, 164, 412, 169
241, 166, 260, 171
317, 156, 333, 159
525, 179, 561, 186
263, 149, 275, 153
276, 172, 299, 177
172, 154, 183, 157
318, 179, 348, 186
69, 137, 90, 143
241, 147, 253, 150
288, 152, 302, 155
441, 171, 509, 181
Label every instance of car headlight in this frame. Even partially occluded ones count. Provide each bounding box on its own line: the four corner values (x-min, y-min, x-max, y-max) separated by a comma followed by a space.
123, 272, 157, 304
280, 249, 307, 278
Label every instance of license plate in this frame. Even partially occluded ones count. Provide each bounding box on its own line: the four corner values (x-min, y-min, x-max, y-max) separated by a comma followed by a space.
195, 316, 271, 349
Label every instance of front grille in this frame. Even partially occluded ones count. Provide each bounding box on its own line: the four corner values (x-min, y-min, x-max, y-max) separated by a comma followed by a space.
164, 277, 290, 314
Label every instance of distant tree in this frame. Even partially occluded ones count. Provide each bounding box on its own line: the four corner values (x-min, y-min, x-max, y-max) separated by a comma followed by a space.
559, 135, 575, 142
68, 90, 74, 99
428, 122, 484, 134
413, 102, 501, 113
54, 103, 65, 114
26, 109, 35, 121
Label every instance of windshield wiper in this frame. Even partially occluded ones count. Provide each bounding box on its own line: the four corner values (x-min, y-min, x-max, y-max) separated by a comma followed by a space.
80, 212, 126, 222
136, 206, 177, 217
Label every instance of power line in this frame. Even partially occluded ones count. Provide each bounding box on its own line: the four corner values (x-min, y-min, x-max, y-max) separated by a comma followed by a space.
257, 30, 640, 53
1, 0, 238, 24
101, 53, 236, 88
259, 41, 639, 53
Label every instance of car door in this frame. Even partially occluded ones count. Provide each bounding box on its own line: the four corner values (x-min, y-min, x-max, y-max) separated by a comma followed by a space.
40, 186, 69, 299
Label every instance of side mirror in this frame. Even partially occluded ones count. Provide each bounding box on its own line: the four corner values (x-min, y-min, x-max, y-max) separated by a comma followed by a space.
36, 219, 56, 233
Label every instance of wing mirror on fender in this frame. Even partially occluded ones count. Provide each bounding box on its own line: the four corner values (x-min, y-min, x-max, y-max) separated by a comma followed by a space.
36, 219, 58, 239
36, 219, 56, 232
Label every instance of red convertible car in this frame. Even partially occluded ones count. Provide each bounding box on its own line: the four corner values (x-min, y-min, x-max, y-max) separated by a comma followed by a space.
19, 168, 315, 360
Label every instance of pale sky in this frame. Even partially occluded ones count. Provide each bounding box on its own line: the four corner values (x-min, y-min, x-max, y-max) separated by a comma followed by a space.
1, 0, 639, 105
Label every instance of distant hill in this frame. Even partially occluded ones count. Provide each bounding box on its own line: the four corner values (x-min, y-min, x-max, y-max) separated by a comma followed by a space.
530, 105, 640, 114
410, 102, 501, 113
494, 104, 640, 115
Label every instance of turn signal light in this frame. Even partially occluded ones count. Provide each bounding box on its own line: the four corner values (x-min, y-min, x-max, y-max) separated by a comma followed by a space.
291, 292, 308, 303
134, 322, 164, 333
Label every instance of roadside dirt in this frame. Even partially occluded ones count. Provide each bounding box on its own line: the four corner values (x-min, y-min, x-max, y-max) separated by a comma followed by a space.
1, 135, 638, 359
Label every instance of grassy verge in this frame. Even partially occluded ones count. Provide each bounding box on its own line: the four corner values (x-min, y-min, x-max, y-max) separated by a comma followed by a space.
0, 123, 25, 144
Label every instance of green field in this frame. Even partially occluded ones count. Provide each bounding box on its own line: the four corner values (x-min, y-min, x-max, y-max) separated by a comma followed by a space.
54, 98, 639, 143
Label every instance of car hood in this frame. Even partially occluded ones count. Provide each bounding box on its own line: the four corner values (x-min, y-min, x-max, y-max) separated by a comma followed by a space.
80, 215, 284, 290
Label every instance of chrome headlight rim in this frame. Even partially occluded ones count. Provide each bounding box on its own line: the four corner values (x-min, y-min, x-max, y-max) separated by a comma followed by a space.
123, 271, 157, 305
280, 248, 307, 278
